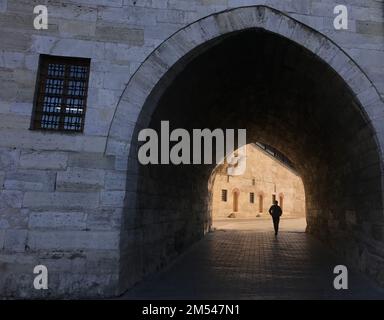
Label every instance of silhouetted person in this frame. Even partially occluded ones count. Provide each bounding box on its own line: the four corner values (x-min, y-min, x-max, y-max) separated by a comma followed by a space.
269, 200, 282, 236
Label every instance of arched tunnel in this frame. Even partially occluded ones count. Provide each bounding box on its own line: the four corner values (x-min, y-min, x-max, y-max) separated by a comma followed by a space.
121, 29, 384, 292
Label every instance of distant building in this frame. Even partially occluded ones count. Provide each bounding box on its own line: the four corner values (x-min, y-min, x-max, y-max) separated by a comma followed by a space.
211, 144, 305, 219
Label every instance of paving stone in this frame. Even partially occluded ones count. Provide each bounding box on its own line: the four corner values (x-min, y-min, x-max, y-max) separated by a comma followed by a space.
123, 219, 384, 299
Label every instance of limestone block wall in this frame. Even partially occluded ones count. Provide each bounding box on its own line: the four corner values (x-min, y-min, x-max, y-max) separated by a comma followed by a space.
0, 0, 382, 298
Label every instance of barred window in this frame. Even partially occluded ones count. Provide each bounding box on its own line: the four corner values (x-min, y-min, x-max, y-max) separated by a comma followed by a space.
250, 192, 255, 204
221, 189, 228, 202
31, 55, 91, 132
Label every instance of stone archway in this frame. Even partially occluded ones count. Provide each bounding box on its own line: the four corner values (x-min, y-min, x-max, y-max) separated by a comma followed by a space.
105, 6, 384, 294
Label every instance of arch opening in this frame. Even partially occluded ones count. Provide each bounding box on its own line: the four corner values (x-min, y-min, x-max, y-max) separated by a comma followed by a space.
115, 10, 384, 293
210, 143, 306, 222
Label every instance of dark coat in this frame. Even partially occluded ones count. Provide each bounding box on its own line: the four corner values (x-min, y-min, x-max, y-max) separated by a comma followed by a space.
269, 204, 282, 218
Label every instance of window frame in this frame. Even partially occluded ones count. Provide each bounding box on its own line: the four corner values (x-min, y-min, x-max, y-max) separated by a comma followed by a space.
30, 54, 91, 133
221, 189, 228, 202
250, 192, 255, 204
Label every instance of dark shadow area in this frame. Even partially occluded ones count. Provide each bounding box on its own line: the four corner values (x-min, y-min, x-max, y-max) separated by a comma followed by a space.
121, 29, 384, 291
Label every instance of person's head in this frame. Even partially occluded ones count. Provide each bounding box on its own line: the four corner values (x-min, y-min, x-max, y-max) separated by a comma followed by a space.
274, 200, 278, 205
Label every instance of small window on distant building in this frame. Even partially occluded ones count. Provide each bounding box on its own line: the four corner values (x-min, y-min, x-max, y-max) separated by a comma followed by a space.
31, 54, 91, 132
272, 194, 276, 203
227, 175, 230, 183
250, 192, 255, 203
221, 189, 228, 202
252, 178, 255, 186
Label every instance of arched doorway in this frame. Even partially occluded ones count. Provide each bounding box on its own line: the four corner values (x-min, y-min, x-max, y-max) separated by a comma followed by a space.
258, 192, 264, 215
233, 189, 240, 213
106, 6, 384, 294
279, 193, 284, 210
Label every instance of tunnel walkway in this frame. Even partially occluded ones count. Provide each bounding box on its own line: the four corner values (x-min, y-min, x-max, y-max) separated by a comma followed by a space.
122, 218, 384, 300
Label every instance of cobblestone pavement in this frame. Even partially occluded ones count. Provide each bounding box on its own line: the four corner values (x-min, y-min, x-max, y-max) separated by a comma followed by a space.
122, 218, 384, 300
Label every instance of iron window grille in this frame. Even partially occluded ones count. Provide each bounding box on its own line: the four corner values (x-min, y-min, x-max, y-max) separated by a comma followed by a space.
250, 192, 255, 203
31, 55, 91, 132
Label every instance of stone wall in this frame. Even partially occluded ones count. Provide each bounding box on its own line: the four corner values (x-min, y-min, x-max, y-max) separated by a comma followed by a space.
0, 0, 383, 298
